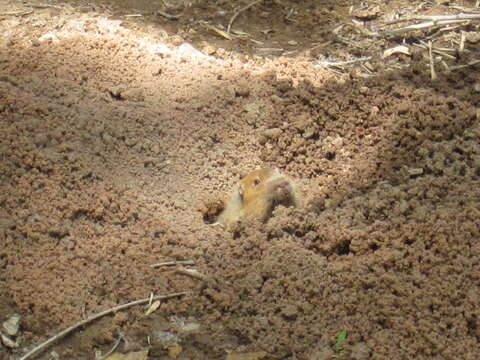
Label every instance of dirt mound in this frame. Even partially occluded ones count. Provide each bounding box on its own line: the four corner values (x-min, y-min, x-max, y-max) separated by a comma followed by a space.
1, 1, 479, 359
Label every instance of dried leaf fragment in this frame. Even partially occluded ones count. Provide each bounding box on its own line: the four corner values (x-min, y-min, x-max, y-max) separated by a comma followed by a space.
383, 45, 411, 58
145, 300, 161, 316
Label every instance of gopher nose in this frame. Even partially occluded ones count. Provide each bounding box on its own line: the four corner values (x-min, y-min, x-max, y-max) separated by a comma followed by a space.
274, 181, 290, 192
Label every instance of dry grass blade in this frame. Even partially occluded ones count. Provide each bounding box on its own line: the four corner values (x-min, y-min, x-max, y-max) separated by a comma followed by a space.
150, 260, 195, 268
203, 23, 233, 40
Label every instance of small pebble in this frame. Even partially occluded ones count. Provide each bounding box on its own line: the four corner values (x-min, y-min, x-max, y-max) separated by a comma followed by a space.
1, 333, 19, 348
263, 128, 282, 139
350, 342, 371, 360
408, 168, 424, 176
243, 102, 259, 114
34, 133, 49, 147
3, 314, 21, 336
235, 84, 251, 97
0, 217, 15, 230
281, 304, 298, 319
201, 44, 217, 55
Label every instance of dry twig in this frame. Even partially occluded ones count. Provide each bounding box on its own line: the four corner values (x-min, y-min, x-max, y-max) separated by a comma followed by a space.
19, 292, 190, 360
450, 59, 480, 70
428, 41, 437, 80
202, 23, 233, 40
450, 6, 480, 13
227, 0, 264, 33
413, 42, 457, 59
317, 56, 372, 68
382, 19, 470, 35
383, 13, 480, 26
151, 260, 195, 268
0, 10, 33, 16
460, 31, 466, 52
27, 2, 61, 9
406, 13, 480, 21
174, 266, 211, 282
97, 335, 124, 360
155, 10, 182, 20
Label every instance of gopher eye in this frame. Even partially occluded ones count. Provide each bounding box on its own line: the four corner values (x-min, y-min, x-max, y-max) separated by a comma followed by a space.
253, 178, 261, 186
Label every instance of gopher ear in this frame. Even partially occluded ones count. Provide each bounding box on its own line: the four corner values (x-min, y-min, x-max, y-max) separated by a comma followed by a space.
237, 170, 247, 179
231, 168, 246, 179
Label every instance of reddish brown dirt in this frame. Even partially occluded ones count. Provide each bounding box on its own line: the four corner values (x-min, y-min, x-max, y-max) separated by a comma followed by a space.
1, 0, 480, 359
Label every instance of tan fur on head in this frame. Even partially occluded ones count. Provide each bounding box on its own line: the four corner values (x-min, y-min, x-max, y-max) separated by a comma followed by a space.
217, 168, 298, 228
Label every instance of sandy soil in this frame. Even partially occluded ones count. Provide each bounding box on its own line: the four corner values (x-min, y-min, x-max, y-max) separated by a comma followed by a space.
1, 0, 480, 359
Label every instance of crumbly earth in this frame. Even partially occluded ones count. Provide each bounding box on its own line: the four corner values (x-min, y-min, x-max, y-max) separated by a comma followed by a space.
1, 0, 479, 359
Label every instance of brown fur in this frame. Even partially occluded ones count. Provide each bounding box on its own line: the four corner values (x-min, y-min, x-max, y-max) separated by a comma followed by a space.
217, 168, 298, 227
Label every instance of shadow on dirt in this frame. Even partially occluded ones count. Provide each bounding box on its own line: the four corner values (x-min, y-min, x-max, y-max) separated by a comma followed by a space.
0, 11, 479, 359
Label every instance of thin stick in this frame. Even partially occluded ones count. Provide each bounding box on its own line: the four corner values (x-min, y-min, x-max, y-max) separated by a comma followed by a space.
384, 13, 480, 25
408, 13, 480, 21
97, 335, 123, 360
203, 23, 232, 40
173, 266, 223, 288
440, 60, 451, 72
428, 41, 437, 80
150, 260, 195, 268
0, 10, 33, 16
285, 8, 295, 21
155, 10, 182, 20
450, 59, 480, 70
382, 19, 470, 35
415, 41, 457, 59
257, 47, 284, 52
459, 31, 466, 52
431, 49, 456, 60
27, 3, 61, 9
317, 57, 372, 68
19, 292, 190, 360
450, 6, 480, 13
174, 267, 210, 282
227, 0, 263, 33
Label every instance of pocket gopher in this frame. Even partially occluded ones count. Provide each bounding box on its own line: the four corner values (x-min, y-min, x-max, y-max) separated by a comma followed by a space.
217, 168, 298, 227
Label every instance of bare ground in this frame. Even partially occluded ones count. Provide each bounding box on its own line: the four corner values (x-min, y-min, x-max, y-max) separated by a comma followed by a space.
1, 0, 480, 359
